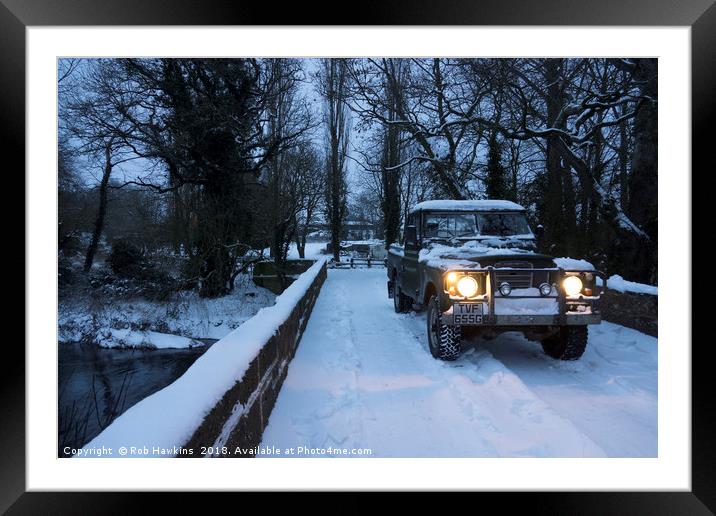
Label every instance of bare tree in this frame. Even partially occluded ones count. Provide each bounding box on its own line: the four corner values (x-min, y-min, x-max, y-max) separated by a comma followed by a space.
348, 57, 656, 280
291, 143, 324, 259
263, 59, 315, 268
317, 59, 351, 262
64, 60, 141, 272
348, 58, 491, 200
459, 58, 654, 275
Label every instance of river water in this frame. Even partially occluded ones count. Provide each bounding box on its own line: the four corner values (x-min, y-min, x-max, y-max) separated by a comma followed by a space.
58, 340, 215, 457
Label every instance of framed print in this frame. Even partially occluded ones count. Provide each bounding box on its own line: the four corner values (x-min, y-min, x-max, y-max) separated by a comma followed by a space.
4, 0, 711, 511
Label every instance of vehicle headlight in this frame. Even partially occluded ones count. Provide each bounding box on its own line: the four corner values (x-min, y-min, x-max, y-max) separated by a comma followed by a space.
539, 282, 553, 296
499, 282, 512, 296
456, 276, 478, 298
563, 276, 583, 297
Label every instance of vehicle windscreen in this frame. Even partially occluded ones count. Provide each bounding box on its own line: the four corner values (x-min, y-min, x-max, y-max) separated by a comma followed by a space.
424, 213, 478, 239
476, 213, 531, 237
423, 212, 531, 239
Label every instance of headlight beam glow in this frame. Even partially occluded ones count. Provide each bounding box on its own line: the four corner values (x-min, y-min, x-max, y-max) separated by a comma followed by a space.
562, 276, 583, 297
456, 275, 478, 298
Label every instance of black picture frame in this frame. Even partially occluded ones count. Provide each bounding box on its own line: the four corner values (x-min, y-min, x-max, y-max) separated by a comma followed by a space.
4, 0, 710, 511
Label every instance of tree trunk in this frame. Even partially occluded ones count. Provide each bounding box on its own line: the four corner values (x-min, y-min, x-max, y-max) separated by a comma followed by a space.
294, 228, 305, 259
560, 165, 578, 256
296, 205, 313, 259
329, 125, 341, 262
380, 59, 402, 249
83, 144, 113, 273
540, 59, 566, 256
196, 177, 245, 298
618, 103, 630, 212
627, 58, 658, 283
322, 59, 349, 263
199, 244, 232, 298
381, 87, 402, 249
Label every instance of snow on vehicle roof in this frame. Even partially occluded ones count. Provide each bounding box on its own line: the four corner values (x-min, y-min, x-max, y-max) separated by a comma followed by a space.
411, 200, 526, 212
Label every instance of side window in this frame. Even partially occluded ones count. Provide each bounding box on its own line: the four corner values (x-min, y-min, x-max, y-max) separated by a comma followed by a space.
404, 213, 418, 249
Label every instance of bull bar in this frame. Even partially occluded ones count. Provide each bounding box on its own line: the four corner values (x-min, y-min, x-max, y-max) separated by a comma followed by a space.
444, 266, 606, 326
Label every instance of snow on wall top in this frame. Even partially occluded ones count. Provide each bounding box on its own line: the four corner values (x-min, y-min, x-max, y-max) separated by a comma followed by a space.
79, 257, 328, 457
411, 199, 526, 212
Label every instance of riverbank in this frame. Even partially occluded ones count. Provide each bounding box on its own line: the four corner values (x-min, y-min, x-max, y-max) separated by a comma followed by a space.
59, 272, 276, 346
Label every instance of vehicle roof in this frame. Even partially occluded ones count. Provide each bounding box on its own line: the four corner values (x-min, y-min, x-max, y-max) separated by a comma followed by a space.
410, 199, 526, 213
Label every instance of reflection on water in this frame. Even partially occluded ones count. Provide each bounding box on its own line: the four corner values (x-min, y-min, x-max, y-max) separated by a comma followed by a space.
58, 340, 214, 457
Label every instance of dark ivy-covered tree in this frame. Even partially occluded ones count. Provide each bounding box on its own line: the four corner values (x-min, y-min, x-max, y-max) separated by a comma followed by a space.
484, 132, 512, 201
105, 58, 309, 297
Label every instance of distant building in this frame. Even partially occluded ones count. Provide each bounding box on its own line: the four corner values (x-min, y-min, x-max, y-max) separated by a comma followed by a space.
308, 218, 377, 242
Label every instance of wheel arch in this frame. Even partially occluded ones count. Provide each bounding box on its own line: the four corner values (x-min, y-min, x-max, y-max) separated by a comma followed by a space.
423, 281, 437, 305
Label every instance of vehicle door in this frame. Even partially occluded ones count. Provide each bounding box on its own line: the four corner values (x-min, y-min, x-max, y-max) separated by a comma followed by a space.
401, 213, 420, 300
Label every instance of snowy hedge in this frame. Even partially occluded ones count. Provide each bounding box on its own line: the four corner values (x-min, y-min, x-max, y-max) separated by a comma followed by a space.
80, 258, 328, 457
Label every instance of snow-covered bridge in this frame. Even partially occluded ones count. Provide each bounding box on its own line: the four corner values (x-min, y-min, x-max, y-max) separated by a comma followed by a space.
260, 267, 657, 458
82, 262, 656, 459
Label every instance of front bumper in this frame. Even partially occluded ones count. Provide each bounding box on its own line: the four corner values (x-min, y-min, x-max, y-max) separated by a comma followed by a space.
442, 265, 604, 327
443, 312, 601, 326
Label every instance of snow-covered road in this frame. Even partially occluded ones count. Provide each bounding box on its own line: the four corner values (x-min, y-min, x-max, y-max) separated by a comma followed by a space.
260, 268, 657, 458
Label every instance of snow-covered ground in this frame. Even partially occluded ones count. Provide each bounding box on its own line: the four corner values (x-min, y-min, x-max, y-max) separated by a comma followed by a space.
59, 273, 276, 344
286, 242, 328, 260
261, 268, 657, 458
97, 328, 205, 349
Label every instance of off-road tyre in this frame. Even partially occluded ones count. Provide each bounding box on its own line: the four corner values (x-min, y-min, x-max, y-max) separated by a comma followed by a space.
541, 326, 588, 360
427, 295, 461, 361
393, 281, 412, 313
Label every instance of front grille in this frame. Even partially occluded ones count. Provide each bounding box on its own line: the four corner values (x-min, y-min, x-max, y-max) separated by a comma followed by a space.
494, 261, 533, 289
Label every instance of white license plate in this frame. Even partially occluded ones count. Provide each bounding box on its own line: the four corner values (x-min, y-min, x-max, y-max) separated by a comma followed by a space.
453, 303, 484, 325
